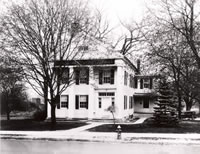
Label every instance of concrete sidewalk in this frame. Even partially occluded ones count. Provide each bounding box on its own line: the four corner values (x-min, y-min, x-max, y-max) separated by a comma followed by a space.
1, 118, 200, 145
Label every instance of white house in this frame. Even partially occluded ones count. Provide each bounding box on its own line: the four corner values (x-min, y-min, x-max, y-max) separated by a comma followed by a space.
47, 47, 157, 120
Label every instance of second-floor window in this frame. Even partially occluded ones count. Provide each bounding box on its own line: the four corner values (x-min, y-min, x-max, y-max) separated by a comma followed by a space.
99, 69, 114, 84
75, 68, 89, 85
124, 71, 128, 85
140, 78, 153, 89
78, 45, 89, 51
129, 75, 134, 88
54, 67, 69, 84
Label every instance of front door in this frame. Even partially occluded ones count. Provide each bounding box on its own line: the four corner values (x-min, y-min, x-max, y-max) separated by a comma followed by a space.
98, 97, 113, 118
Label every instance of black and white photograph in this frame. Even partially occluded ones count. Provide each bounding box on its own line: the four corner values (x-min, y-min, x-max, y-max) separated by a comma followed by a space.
0, 0, 200, 153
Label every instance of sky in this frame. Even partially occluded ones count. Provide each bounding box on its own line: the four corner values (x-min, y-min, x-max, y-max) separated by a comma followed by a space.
91, 0, 148, 22
90, 0, 149, 34
0, 0, 150, 31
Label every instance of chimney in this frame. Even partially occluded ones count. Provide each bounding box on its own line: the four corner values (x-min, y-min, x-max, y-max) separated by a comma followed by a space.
137, 59, 140, 74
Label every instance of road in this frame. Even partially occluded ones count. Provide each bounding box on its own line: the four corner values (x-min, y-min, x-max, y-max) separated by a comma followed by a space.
1, 139, 200, 154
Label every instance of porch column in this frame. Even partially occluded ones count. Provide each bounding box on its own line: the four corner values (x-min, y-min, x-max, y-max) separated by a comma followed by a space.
67, 66, 75, 119
88, 66, 95, 119
116, 66, 124, 119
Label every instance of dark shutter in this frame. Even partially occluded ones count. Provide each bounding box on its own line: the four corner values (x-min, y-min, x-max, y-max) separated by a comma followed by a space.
110, 69, 114, 84
99, 70, 103, 84
66, 68, 69, 84
66, 95, 69, 109
150, 78, 153, 89
75, 69, 80, 85
140, 78, 143, 89
134, 77, 138, 88
75, 95, 79, 109
86, 95, 88, 109
86, 68, 89, 85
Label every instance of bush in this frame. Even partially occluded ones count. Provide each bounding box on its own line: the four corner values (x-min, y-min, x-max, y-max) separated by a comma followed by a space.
33, 109, 46, 121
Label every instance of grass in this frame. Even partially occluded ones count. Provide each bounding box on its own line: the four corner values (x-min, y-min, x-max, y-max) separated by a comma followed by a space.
88, 119, 200, 134
0, 119, 87, 131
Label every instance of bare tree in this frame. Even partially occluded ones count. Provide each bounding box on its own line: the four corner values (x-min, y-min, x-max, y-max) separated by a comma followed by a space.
144, 18, 200, 117
119, 22, 146, 56
149, 0, 200, 69
0, 0, 112, 128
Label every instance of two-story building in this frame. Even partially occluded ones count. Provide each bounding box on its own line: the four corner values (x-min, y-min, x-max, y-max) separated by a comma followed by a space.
46, 42, 157, 120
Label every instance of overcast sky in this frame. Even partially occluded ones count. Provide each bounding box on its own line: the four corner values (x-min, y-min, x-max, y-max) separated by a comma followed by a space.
0, 0, 150, 26
0, 0, 153, 41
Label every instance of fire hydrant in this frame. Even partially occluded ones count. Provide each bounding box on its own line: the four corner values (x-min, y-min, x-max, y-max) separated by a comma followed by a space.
116, 125, 122, 140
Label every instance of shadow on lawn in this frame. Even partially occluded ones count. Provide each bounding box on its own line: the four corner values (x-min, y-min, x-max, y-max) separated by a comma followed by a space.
0, 119, 87, 131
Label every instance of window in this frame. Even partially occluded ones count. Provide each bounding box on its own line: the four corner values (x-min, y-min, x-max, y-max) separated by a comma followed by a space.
61, 70, 69, 84
129, 96, 132, 109
54, 68, 69, 84
129, 75, 134, 88
140, 79, 144, 89
79, 69, 88, 84
129, 96, 134, 109
99, 98, 102, 108
134, 77, 138, 88
124, 71, 128, 85
57, 95, 68, 109
78, 45, 89, 51
75, 68, 89, 85
143, 97, 149, 108
99, 69, 114, 84
140, 78, 153, 89
75, 95, 88, 109
103, 70, 111, 83
99, 92, 115, 96
61, 95, 68, 108
124, 96, 127, 110
143, 78, 150, 88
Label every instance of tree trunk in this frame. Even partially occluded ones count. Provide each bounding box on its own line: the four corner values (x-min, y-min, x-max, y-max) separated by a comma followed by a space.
178, 95, 182, 119
50, 105, 56, 130
44, 84, 48, 119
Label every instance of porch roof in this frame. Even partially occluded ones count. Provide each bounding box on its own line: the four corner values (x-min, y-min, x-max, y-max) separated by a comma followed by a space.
133, 93, 157, 97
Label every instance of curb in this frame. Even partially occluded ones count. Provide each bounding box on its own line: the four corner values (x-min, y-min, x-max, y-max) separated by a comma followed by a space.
1, 133, 200, 145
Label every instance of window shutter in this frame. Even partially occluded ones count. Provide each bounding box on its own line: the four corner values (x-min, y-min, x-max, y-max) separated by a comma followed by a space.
150, 78, 153, 89
99, 70, 103, 84
86, 68, 89, 85
86, 95, 89, 109
134, 77, 138, 88
140, 78, 143, 89
66, 68, 70, 84
75, 95, 79, 109
110, 69, 114, 84
66, 95, 69, 109
75, 69, 80, 85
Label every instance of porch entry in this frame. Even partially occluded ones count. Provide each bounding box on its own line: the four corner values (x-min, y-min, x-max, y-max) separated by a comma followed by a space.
97, 92, 115, 118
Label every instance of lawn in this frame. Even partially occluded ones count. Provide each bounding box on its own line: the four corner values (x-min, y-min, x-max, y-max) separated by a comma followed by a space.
88, 120, 200, 134
0, 119, 87, 131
